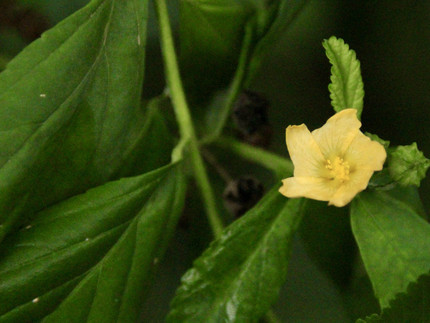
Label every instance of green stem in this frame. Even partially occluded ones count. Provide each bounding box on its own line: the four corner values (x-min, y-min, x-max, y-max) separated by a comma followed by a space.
202, 22, 254, 144
214, 136, 293, 178
155, 0, 223, 238
156, 5, 288, 321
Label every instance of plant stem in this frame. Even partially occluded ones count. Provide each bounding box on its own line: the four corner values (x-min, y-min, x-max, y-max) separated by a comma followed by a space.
156, 5, 290, 322
155, 0, 223, 238
214, 136, 294, 178
201, 148, 233, 183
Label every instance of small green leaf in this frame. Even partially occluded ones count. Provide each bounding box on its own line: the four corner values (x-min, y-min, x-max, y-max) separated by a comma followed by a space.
0, 164, 186, 322
351, 190, 430, 308
0, 0, 149, 242
323, 36, 364, 119
365, 132, 390, 150
388, 142, 430, 187
359, 272, 430, 322
167, 190, 305, 322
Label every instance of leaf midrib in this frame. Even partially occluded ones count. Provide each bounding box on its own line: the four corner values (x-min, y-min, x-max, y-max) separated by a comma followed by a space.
0, 173, 164, 274
203, 199, 303, 320
0, 0, 114, 171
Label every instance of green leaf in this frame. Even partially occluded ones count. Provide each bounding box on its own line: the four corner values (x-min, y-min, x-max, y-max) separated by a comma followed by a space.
167, 190, 305, 322
112, 101, 174, 178
351, 190, 430, 308
246, 0, 310, 83
0, 164, 186, 322
359, 272, 430, 322
365, 133, 390, 150
388, 142, 430, 187
323, 36, 364, 119
385, 185, 428, 220
179, 0, 254, 102
0, 0, 149, 242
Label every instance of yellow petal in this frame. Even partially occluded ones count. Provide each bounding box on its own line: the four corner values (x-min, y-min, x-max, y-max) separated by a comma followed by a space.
328, 169, 375, 207
286, 124, 325, 177
279, 176, 340, 201
344, 131, 387, 171
311, 109, 361, 159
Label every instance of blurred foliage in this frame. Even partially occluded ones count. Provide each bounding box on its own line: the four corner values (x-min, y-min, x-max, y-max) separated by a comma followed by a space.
0, 0, 429, 322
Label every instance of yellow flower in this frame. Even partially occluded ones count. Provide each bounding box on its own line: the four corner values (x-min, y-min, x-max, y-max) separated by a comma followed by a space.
279, 109, 386, 207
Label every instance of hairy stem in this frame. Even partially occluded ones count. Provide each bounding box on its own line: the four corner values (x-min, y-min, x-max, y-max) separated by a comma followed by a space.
155, 0, 223, 238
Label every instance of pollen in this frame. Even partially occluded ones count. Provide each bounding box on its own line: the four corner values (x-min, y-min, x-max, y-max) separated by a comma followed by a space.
326, 157, 350, 182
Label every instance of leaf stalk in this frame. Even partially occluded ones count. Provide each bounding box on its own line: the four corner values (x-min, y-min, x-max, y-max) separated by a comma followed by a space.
214, 136, 293, 178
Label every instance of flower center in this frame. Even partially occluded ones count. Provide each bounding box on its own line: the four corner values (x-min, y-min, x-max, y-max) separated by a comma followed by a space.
325, 157, 350, 182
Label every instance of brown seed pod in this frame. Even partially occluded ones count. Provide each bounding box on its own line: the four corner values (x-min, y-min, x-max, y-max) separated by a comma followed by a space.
233, 90, 272, 147
223, 176, 264, 218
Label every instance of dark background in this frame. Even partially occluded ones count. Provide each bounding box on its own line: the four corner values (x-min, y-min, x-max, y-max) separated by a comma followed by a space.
1, 0, 429, 321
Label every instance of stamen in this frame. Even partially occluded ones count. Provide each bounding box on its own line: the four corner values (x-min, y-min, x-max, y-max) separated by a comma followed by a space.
325, 157, 350, 182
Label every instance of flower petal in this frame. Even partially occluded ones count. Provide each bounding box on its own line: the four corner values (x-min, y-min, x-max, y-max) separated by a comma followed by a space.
328, 169, 374, 207
286, 124, 326, 177
279, 176, 340, 201
344, 131, 387, 171
311, 109, 361, 159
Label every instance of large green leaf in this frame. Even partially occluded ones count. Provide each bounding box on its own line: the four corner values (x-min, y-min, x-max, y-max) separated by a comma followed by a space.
358, 272, 430, 323
246, 0, 309, 83
0, 163, 186, 322
179, 0, 309, 100
323, 36, 364, 119
167, 190, 305, 322
112, 101, 174, 179
179, 0, 254, 103
0, 0, 149, 241
179, 0, 309, 141
351, 190, 430, 308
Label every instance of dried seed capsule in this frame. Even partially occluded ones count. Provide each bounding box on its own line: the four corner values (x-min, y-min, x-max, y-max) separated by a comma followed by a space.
223, 176, 264, 218
233, 90, 272, 147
